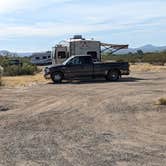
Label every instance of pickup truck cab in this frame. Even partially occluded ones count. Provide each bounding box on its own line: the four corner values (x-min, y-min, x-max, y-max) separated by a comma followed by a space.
44, 55, 130, 83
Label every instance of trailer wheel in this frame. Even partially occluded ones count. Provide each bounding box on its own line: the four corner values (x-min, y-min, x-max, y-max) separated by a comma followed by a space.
51, 72, 63, 83
106, 70, 120, 81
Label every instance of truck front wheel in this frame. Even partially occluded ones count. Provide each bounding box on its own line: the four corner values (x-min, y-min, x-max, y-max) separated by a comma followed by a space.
106, 70, 120, 81
51, 72, 63, 83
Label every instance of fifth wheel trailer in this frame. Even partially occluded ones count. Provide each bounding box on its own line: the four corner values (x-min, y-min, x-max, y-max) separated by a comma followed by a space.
52, 35, 128, 64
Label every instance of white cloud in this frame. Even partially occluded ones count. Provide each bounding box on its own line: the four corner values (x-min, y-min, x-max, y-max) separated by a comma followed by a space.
0, 0, 72, 14
0, 16, 164, 39
0, 22, 112, 38
0, 0, 26, 13
60, 1, 166, 25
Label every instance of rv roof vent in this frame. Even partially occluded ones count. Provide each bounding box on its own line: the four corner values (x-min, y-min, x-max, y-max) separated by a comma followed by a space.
73, 35, 83, 39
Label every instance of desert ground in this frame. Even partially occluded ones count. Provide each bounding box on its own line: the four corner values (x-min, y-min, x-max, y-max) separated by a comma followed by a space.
0, 68, 166, 166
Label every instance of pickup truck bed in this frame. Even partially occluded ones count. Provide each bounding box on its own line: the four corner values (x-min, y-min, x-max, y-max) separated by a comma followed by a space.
93, 61, 129, 75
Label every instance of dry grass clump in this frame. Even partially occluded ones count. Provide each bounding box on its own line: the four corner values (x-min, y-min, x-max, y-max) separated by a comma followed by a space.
0, 79, 4, 86
156, 98, 166, 106
0, 75, 4, 86
131, 63, 166, 72
156, 97, 166, 106
3, 73, 48, 87
0, 75, 2, 86
0, 79, 2, 86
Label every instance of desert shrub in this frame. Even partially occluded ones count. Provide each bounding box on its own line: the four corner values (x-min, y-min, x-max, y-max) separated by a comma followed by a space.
21, 64, 38, 75
4, 64, 38, 76
157, 98, 166, 105
4, 65, 20, 76
0, 56, 39, 76
102, 51, 166, 64
116, 59, 125, 62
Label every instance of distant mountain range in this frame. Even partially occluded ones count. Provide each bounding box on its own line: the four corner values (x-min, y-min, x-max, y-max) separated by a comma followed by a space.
114, 44, 166, 54
0, 50, 33, 57
0, 44, 166, 56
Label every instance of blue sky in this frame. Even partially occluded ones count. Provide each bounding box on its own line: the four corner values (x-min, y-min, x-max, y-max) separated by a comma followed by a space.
0, 0, 166, 52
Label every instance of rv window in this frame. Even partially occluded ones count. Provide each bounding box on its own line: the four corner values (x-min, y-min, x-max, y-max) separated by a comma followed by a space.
43, 56, 47, 59
87, 51, 97, 59
48, 56, 51, 58
58, 51, 66, 59
35, 57, 40, 60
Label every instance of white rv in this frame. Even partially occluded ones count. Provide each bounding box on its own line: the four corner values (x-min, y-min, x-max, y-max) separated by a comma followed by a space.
52, 35, 101, 64
31, 51, 52, 65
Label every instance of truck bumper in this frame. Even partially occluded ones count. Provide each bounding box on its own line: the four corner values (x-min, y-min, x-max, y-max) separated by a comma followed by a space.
44, 74, 51, 79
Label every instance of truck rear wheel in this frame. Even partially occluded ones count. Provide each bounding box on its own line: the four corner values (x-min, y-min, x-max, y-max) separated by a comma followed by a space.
106, 70, 120, 81
51, 72, 63, 83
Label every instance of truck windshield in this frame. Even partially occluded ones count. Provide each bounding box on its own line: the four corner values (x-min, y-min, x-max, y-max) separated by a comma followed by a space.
62, 56, 74, 65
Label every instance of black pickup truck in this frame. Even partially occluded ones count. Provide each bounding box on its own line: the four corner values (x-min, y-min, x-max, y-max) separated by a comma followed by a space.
44, 55, 130, 83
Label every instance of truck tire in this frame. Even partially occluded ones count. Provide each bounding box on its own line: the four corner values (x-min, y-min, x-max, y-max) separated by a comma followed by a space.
106, 70, 120, 81
51, 72, 63, 83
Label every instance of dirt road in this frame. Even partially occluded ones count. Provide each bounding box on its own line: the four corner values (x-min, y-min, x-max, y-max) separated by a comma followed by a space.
0, 72, 166, 166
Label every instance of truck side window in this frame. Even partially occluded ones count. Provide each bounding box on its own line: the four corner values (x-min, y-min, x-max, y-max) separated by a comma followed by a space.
68, 57, 81, 65
79, 56, 92, 64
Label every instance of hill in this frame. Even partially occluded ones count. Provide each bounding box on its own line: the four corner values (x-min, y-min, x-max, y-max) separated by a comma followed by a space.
115, 44, 166, 54
0, 50, 32, 57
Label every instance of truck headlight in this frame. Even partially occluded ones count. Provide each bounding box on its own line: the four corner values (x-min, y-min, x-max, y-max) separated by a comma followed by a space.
45, 68, 50, 74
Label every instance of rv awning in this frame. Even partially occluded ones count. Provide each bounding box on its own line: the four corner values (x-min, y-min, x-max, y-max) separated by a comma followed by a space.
101, 43, 129, 54
101, 43, 128, 49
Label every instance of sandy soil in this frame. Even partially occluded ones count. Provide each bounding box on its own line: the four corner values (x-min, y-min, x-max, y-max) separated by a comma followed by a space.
130, 63, 166, 72
0, 71, 166, 166
2, 73, 48, 87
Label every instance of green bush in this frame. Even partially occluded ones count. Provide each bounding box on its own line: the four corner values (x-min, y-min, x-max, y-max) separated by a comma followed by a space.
0, 56, 38, 76
4, 64, 38, 76
21, 64, 38, 75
